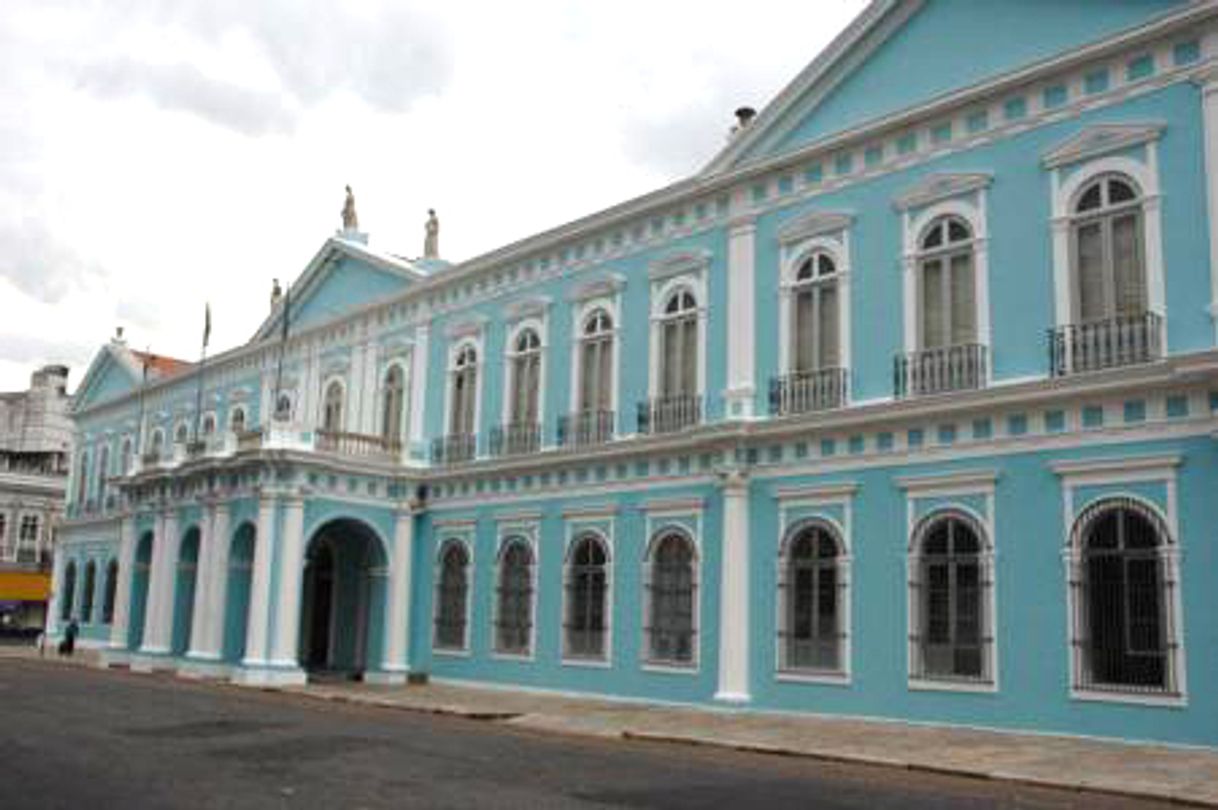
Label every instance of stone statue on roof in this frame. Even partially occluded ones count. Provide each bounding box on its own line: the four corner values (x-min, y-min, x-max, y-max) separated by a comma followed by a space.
341, 185, 359, 232
424, 209, 439, 259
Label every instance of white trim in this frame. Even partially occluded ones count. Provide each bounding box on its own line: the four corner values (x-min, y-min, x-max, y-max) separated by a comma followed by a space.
1042, 123, 1166, 170
778, 229, 852, 381
569, 295, 621, 426
501, 316, 547, 433
489, 528, 538, 661
893, 173, 993, 211
649, 268, 709, 404
444, 335, 483, 445
1050, 453, 1181, 477
432, 536, 474, 655
895, 469, 1001, 492
561, 525, 615, 665
1197, 68, 1218, 338
641, 523, 702, 673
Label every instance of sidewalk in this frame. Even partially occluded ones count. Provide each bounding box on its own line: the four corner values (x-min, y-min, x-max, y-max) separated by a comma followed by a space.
285, 679, 1218, 807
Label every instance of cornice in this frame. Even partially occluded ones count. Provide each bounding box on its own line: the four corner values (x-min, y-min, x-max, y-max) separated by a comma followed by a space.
776, 211, 855, 245
1041, 122, 1166, 169
893, 172, 992, 211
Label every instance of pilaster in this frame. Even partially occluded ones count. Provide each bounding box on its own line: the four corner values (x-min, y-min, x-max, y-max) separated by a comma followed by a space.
108, 515, 137, 650
724, 209, 757, 419
267, 493, 306, 671
1197, 67, 1218, 341
240, 492, 277, 668
715, 467, 751, 704
377, 502, 416, 682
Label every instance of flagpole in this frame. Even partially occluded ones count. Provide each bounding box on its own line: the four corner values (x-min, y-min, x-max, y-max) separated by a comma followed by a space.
192, 303, 211, 442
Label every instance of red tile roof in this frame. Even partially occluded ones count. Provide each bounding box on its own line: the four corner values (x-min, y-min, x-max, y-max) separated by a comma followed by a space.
130, 350, 192, 379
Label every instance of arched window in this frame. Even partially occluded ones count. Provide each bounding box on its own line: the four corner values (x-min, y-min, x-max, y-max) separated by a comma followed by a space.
381, 366, 405, 445
564, 534, 609, 660
579, 308, 614, 415
120, 437, 132, 475
659, 290, 698, 398
434, 541, 470, 651
791, 252, 841, 373
910, 513, 991, 683
646, 531, 697, 666
449, 345, 478, 436
229, 406, 246, 434
174, 423, 189, 444
494, 539, 534, 656
149, 429, 165, 458
509, 328, 541, 427
95, 445, 109, 502
201, 413, 216, 437
60, 560, 76, 622
1071, 499, 1177, 694
102, 559, 118, 624
75, 451, 88, 506
275, 393, 293, 421
322, 381, 344, 432
81, 560, 96, 623
1071, 174, 1146, 322
917, 216, 976, 350
779, 522, 845, 674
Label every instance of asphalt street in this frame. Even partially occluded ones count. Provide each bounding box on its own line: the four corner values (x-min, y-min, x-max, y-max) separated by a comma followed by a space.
0, 660, 1176, 809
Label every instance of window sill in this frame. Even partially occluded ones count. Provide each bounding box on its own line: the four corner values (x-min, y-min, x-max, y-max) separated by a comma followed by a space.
561, 655, 612, 669
642, 661, 698, 676
432, 647, 471, 659
1070, 688, 1186, 708
489, 651, 535, 663
908, 677, 996, 694
776, 670, 851, 687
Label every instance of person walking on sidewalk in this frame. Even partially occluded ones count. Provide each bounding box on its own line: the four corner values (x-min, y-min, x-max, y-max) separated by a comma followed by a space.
59, 618, 79, 657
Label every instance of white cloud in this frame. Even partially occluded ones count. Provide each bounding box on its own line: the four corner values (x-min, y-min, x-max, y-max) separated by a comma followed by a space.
0, 0, 866, 393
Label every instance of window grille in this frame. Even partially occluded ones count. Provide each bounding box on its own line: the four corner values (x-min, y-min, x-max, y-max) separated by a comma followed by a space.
0, 514, 8, 561
102, 560, 118, 624
81, 561, 96, 623
645, 532, 697, 666
778, 523, 847, 674
564, 535, 609, 660
1069, 497, 1178, 696
61, 561, 76, 621
18, 515, 40, 564
909, 513, 993, 684
494, 540, 534, 656
434, 541, 470, 651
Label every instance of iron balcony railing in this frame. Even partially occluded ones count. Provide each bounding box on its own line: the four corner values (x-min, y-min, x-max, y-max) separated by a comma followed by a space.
316, 429, 401, 460
769, 367, 848, 416
431, 433, 476, 465
894, 343, 987, 399
1049, 312, 1163, 377
488, 422, 542, 457
557, 410, 615, 448
637, 394, 702, 435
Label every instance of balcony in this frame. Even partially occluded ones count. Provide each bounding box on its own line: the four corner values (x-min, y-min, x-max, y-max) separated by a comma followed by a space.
895, 343, 987, 398
769, 368, 848, 416
557, 410, 615, 449
431, 434, 477, 465
1049, 313, 1162, 377
316, 429, 401, 461
489, 422, 541, 457
637, 394, 702, 435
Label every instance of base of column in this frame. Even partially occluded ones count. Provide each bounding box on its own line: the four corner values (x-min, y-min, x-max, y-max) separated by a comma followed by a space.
363, 670, 409, 686
98, 648, 132, 669
178, 659, 232, 680
129, 652, 175, 673
232, 663, 307, 687
713, 690, 751, 705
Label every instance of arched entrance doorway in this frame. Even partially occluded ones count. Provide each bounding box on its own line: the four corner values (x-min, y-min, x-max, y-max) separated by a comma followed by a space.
127, 531, 153, 651
171, 527, 201, 656
222, 522, 256, 664
299, 518, 388, 678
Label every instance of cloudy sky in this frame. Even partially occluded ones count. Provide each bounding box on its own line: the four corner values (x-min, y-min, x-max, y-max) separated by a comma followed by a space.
0, 0, 866, 393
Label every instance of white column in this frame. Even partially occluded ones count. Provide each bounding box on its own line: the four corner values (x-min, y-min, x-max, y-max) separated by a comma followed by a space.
241, 494, 277, 667
45, 542, 66, 638
142, 510, 178, 655
268, 493, 306, 668
185, 502, 215, 660
409, 326, 430, 452
200, 502, 231, 660
724, 212, 757, 419
1198, 68, 1218, 342
378, 504, 415, 681
108, 515, 137, 650
715, 468, 751, 703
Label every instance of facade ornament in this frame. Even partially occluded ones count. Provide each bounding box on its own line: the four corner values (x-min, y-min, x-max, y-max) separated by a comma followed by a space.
424, 209, 439, 259
270, 278, 282, 310
341, 185, 359, 232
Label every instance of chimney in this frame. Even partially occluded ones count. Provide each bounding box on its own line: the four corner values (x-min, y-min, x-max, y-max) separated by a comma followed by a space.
735, 106, 757, 129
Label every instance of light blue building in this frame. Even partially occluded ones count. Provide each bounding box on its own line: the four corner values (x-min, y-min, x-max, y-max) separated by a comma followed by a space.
54, 0, 1218, 747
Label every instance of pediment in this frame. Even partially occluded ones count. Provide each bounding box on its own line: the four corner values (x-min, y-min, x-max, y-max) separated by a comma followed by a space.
648, 249, 712, 282
777, 211, 855, 245
566, 272, 626, 302
502, 294, 552, 321
444, 313, 488, 341
893, 173, 991, 211
1042, 123, 1165, 170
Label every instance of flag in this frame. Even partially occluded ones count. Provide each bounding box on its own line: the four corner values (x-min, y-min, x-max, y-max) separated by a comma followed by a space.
203, 302, 212, 349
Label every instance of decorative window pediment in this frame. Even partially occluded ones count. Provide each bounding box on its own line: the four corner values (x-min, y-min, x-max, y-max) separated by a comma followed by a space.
777, 211, 854, 245
648, 249, 711, 282
894, 173, 992, 212
1042, 123, 1165, 170
444, 313, 488, 340
502, 294, 552, 321
566, 272, 626, 302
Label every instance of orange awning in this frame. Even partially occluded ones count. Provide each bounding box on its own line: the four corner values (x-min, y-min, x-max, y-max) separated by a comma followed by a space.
0, 570, 51, 601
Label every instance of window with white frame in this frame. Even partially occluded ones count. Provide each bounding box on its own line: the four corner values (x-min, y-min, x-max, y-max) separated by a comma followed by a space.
434, 540, 470, 651
508, 328, 541, 427
201, 413, 216, 436
1070, 174, 1147, 322
564, 534, 610, 660
275, 393, 293, 421
645, 530, 697, 666
494, 537, 534, 656
909, 512, 992, 683
102, 559, 118, 624
1069, 498, 1179, 696
0, 513, 9, 560
96, 444, 109, 502
149, 428, 165, 458
778, 521, 847, 674
81, 560, 96, 623
120, 437, 132, 475
60, 560, 76, 621
18, 515, 39, 563
659, 290, 699, 399
579, 308, 614, 414
791, 252, 841, 373
75, 451, 88, 506
229, 406, 246, 434
381, 365, 405, 445
448, 344, 478, 437
174, 422, 188, 444
322, 380, 344, 432
917, 216, 977, 350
